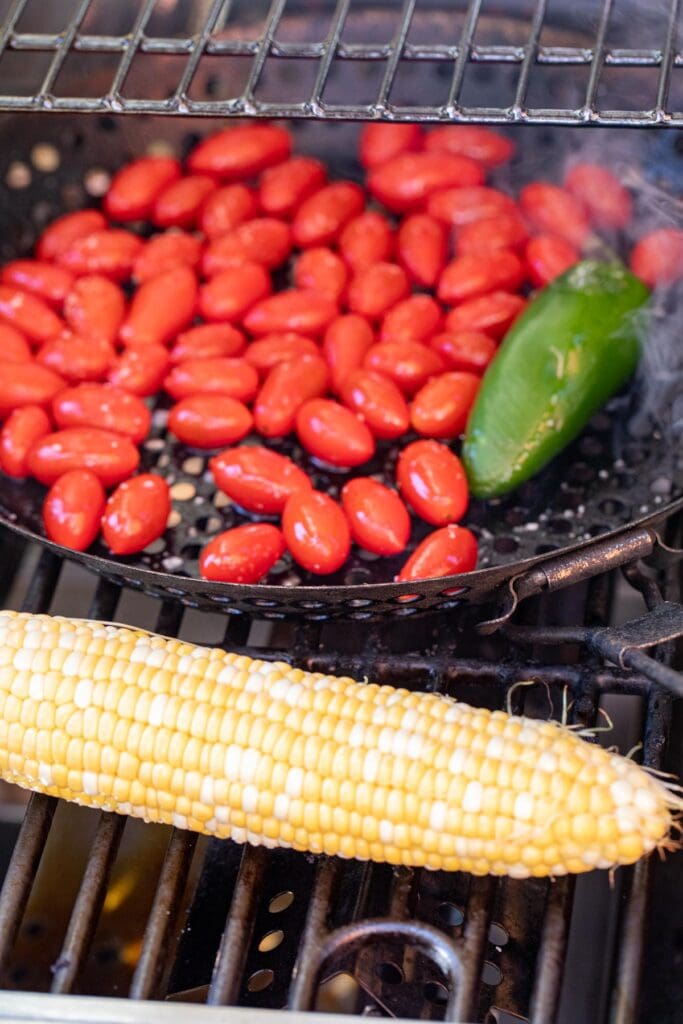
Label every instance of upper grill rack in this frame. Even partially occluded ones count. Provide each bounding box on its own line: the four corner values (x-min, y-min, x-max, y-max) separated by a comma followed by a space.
0, 0, 681, 125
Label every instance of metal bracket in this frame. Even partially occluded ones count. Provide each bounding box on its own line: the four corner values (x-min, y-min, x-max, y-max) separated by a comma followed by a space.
591, 602, 683, 665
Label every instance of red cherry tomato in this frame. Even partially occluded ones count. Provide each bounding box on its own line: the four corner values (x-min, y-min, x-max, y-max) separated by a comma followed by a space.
292, 182, 365, 248
1, 261, 73, 308
0, 361, 64, 416
202, 218, 293, 274
396, 439, 469, 526
630, 228, 683, 288
0, 406, 51, 477
564, 163, 632, 230
188, 124, 292, 179
52, 384, 151, 444
519, 183, 590, 248
37, 332, 114, 384
152, 175, 216, 229
444, 292, 527, 341
338, 212, 395, 273
210, 446, 312, 514
42, 469, 106, 552
429, 331, 496, 375
101, 474, 171, 555
368, 152, 484, 212
170, 323, 246, 363
410, 372, 480, 438
56, 229, 144, 281
200, 524, 286, 583
104, 157, 181, 221
107, 345, 170, 397
119, 266, 197, 347
244, 332, 319, 375
363, 341, 445, 395
359, 123, 422, 169
253, 354, 329, 437
0, 324, 32, 363
424, 126, 514, 167
437, 249, 525, 304
295, 398, 375, 468
341, 478, 410, 556
455, 212, 529, 256
198, 263, 272, 323
168, 394, 253, 449
348, 262, 410, 320
397, 524, 478, 581
36, 210, 107, 263
323, 314, 375, 395
293, 247, 348, 303
282, 489, 351, 575
426, 186, 518, 227
27, 427, 140, 487
397, 214, 447, 288
133, 231, 202, 284
63, 275, 126, 346
258, 156, 327, 218
243, 289, 337, 337
163, 357, 258, 403
0, 286, 63, 345
380, 295, 443, 345
198, 184, 259, 238
525, 235, 580, 288
340, 369, 410, 441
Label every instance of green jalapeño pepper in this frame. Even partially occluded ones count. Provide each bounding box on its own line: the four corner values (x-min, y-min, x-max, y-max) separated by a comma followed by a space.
461, 260, 649, 499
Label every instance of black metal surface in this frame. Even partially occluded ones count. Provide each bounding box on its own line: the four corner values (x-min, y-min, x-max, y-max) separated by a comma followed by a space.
0, 0, 678, 125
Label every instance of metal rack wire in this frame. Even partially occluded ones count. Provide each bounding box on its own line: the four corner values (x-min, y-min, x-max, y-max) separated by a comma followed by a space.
0, 0, 679, 125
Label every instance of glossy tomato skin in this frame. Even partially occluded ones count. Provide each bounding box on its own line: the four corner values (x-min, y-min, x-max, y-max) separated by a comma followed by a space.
42, 469, 106, 552
323, 315, 374, 394
340, 369, 410, 441
170, 323, 246, 363
198, 184, 258, 238
253, 354, 329, 437
64, 275, 126, 346
119, 266, 197, 348
282, 489, 351, 575
168, 395, 253, 449
444, 292, 527, 341
198, 263, 272, 323
347, 262, 410, 320
200, 524, 286, 583
380, 295, 442, 345
424, 125, 514, 167
1, 261, 74, 308
338, 212, 394, 273
163, 357, 258, 403
202, 218, 292, 274
37, 210, 107, 263
101, 474, 171, 555
368, 152, 484, 212
52, 384, 151, 444
396, 214, 447, 288
0, 286, 63, 345
519, 183, 590, 248
396, 439, 469, 526
0, 406, 51, 477
210, 446, 311, 514
630, 228, 683, 288
133, 231, 202, 283
243, 289, 337, 338
429, 331, 496, 375
410, 372, 480, 438
152, 175, 216, 229
293, 247, 347, 303
27, 427, 140, 487
397, 524, 478, 581
455, 212, 529, 256
426, 186, 518, 227
0, 361, 65, 416
296, 398, 375, 468
292, 182, 365, 248
37, 331, 114, 384
188, 124, 291, 179
107, 345, 169, 397
104, 157, 181, 221
258, 156, 327, 218
438, 250, 525, 304
244, 333, 319, 375
525, 235, 579, 288
363, 341, 445, 395
0, 324, 32, 363
564, 163, 632, 230
341, 478, 410, 556
359, 123, 422, 169
56, 229, 143, 282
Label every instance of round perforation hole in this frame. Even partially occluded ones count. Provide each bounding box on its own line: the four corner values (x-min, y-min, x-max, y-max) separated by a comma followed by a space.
438, 902, 464, 927
487, 922, 509, 947
247, 968, 274, 993
268, 890, 294, 914
423, 980, 449, 1004
481, 961, 503, 986
375, 961, 403, 984
258, 929, 284, 953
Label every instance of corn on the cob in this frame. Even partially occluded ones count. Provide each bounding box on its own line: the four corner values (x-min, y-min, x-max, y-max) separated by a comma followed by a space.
0, 610, 677, 878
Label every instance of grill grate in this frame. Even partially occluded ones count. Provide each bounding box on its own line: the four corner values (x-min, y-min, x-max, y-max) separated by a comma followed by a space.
0, 0, 679, 124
